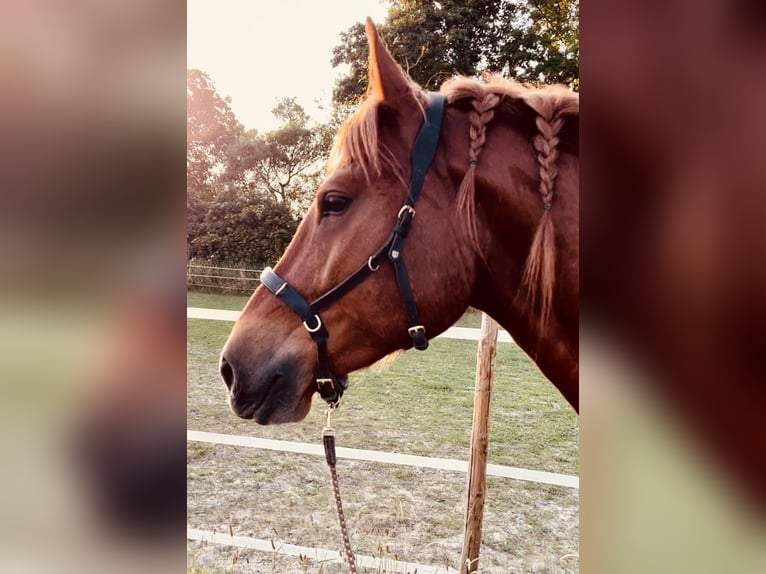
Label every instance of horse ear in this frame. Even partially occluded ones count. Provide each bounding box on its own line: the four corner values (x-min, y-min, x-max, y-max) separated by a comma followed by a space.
365, 17, 412, 105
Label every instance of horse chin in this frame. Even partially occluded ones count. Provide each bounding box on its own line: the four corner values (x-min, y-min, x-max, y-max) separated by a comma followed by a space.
228, 356, 315, 425
252, 392, 312, 425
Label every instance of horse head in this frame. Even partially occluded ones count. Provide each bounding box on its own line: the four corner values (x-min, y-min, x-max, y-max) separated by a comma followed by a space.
221, 19, 579, 424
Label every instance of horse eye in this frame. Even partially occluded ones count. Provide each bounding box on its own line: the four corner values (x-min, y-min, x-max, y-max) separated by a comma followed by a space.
321, 193, 351, 216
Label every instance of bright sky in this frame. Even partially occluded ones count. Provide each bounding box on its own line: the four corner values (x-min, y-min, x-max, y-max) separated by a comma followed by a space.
187, 0, 390, 132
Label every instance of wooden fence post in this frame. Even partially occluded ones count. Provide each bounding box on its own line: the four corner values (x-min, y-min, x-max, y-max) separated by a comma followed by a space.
459, 312, 499, 574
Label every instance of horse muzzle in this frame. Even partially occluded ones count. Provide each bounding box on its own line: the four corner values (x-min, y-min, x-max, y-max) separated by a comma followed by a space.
220, 351, 314, 425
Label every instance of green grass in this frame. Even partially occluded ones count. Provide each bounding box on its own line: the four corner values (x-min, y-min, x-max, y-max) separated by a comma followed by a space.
188, 290, 250, 311
451, 307, 482, 328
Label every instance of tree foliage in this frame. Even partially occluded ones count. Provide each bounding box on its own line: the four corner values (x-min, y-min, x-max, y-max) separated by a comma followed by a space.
187, 185, 297, 267
223, 98, 333, 211
331, 0, 578, 105
503, 0, 579, 89
187, 72, 316, 266
186, 69, 243, 198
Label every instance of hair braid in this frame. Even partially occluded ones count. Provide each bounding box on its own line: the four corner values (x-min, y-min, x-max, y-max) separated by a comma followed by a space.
443, 76, 577, 338
533, 113, 565, 209
457, 92, 501, 252
520, 101, 567, 331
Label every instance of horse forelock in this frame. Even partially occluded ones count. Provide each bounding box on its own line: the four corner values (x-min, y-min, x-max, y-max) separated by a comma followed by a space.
326, 83, 427, 188
441, 75, 578, 332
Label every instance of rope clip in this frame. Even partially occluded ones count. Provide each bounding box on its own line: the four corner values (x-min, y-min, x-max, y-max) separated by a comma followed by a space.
323, 405, 336, 437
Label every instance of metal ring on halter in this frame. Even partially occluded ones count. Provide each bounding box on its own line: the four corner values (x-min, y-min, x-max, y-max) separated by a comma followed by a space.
397, 205, 415, 219
367, 256, 380, 272
303, 315, 322, 333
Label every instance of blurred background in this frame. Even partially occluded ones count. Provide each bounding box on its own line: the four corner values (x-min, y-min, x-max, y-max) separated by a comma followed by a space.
0, 0, 764, 573
0, 1, 185, 572
581, 0, 766, 572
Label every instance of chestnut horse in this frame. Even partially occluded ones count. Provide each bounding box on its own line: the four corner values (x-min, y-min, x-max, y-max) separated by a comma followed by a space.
220, 19, 578, 424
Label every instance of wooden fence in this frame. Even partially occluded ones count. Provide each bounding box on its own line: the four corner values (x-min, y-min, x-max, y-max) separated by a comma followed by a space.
186, 262, 262, 294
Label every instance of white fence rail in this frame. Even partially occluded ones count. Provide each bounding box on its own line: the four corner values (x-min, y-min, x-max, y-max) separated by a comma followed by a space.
188, 430, 578, 489
187, 527, 458, 574
187, 307, 516, 344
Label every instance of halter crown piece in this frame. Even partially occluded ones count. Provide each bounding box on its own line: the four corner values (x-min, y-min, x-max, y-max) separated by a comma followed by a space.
260, 93, 446, 406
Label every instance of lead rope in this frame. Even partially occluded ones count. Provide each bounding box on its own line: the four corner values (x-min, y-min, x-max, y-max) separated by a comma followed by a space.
322, 407, 358, 573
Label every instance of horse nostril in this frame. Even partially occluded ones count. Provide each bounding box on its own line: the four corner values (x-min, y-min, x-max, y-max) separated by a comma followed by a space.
220, 357, 234, 390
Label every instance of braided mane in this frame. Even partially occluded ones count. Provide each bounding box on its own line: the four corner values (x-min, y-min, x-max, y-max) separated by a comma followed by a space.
442, 76, 578, 330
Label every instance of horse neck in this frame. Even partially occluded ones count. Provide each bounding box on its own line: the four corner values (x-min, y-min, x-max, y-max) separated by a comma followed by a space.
466, 121, 579, 409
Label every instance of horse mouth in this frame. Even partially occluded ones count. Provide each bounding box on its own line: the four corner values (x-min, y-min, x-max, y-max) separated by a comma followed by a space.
228, 371, 281, 420
229, 397, 261, 420
228, 364, 315, 425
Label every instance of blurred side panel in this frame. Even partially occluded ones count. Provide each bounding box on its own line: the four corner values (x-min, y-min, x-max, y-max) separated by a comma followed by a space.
581, 0, 766, 572
0, 1, 186, 573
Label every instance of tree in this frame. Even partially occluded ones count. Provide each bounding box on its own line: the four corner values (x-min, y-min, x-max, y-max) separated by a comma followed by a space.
187, 186, 297, 267
223, 98, 333, 213
330, 0, 578, 105
186, 69, 243, 198
187, 71, 300, 267
502, 0, 579, 89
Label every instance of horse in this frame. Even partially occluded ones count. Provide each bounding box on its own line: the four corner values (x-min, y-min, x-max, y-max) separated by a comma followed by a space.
220, 18, 578, 424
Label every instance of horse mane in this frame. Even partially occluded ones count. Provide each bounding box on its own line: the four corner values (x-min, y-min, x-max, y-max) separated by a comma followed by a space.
328, 73, 579, 332
442, 75, 579, 332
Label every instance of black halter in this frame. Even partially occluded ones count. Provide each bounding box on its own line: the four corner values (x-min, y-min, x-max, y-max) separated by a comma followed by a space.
260, 92, 445, 406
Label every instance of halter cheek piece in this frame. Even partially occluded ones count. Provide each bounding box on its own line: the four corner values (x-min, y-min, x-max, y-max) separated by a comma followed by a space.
260, 93, 446, 406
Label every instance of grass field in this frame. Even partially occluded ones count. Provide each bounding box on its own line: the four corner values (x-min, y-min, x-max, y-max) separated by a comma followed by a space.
187, 290, 579, 573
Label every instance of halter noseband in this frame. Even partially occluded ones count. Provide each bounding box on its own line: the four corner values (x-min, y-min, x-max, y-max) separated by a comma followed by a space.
260, 92, 445, 406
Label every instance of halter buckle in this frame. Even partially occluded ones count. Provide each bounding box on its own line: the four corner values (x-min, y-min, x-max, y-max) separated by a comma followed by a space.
408, 325, 425, 336
407, 324, 429, 350
316, 377, 335, 390
397, 205, 415, 220
303, 315, 323, 333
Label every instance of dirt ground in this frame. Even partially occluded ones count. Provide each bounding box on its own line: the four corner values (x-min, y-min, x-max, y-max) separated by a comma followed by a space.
187, 443, 578, 573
